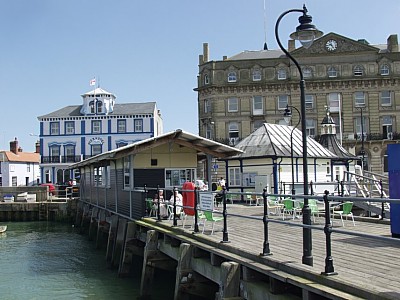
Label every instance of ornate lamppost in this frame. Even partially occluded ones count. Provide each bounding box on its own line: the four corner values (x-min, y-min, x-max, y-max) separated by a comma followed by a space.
284, 105, 301, 195
275, 5, 323, 266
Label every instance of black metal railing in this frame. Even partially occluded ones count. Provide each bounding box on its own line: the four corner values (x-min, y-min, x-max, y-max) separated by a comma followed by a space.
78, 184, 400, 278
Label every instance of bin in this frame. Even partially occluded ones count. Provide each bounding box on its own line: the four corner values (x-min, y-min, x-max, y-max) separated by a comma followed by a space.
388, 144, 400, 238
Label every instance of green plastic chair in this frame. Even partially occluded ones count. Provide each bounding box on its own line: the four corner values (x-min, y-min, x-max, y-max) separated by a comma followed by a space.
309, 199, 320, 223
202, 210, 223, 234
333, 202, 355, 226
146, 198, 157, 217
282, 199, 300, 220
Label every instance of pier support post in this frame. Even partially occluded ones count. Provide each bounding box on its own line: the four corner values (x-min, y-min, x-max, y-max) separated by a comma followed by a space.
218, 262, 240, 299
118, 222, 139, 277
95, 209, 107, 249
139, 230, 158, 298
111, 218, 127, 268
106, 215, 119, 265
174, 243, 193, 299
88, 207, 99, 241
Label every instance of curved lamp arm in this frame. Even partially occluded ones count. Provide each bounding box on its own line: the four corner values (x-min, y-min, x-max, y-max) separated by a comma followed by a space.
275, 8, 305, 80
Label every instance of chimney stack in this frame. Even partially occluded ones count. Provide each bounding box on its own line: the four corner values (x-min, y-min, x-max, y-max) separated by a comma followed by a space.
387, 34, 399, 52
288, 40, 296, 52
35, 141, 40, 154
10, 137, 18, 154
203, 43, 209, 62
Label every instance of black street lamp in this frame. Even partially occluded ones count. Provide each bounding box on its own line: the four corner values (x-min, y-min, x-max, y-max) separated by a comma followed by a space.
275, 5, 323, 266
357, 107, 366, 170
284, 105, 301, 195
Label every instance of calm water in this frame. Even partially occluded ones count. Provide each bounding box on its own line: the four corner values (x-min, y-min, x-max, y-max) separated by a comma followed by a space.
0, 222, 142, 300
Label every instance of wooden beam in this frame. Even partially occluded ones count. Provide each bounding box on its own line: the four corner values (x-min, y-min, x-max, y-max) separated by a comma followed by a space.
220, 262, 241, 298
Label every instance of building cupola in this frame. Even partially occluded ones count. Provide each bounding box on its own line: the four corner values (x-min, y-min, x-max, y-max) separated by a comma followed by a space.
80, 87, 116, 116
320, 106, 336, 135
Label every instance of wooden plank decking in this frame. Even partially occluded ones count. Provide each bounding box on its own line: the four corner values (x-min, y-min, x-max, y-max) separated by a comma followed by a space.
148, 203, 400, 299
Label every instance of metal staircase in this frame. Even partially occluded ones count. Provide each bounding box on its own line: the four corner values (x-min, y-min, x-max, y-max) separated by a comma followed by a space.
342, 168, 390, 218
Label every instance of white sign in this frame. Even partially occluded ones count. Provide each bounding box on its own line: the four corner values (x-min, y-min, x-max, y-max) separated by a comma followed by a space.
199, 192, 214, 211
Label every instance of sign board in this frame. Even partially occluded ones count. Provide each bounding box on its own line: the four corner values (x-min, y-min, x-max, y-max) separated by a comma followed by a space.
199, 192, 214, 211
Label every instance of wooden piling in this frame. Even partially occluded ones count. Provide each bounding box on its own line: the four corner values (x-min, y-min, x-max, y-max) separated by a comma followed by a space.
139, 230, 158, 298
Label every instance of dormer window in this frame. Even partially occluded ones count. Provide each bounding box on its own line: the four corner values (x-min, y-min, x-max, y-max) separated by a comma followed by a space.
303, 67, 313, 79
97, 101, 103, 113
89, 101, 95, 113
228, 71, 237, 83
380, 64, 390, 76
353, 65, 364, 76
252, 69, 262, 81
327, 66, 338, 78
277, 69, 287, 80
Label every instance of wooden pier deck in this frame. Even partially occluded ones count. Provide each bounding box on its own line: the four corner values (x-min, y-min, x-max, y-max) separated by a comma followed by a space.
143, 203, 400, 299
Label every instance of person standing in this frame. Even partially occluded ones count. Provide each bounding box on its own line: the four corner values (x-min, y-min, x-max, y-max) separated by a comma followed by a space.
219, 177, 226, 187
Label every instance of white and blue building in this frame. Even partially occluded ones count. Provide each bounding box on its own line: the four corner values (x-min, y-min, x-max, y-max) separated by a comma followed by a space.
37, 87, 163, 184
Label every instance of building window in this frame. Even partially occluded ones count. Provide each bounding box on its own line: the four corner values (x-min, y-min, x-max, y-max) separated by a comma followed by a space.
305, 94, 314, 109
124, 156, 131, 188
94, 167, 102, 186
0, 177, 2, 186
65, 145, 75, 157
229, 167, 241, 186
380, 91, 392, 106
12, 176, 17, 187
306, 119, 316, 137
204, 74, 210, 85
50, 122, 59, 135
353, 65, 364, 76
97, 101, 103, 113
228, 71, 237, 83
89, 101, 95, 113
382, 116, 393, 139
165, 169, 195, 187
65, 121, 75, 135
252, 96, 263, 115
50, 146, 60, 162
278, 95, 288, 110
354, 91, 365, 107
116, 141, 128, 148
331, 115, 342, 140
228, 122, 239, 145
252, 120, 264, 132
64, 145, 75, 163
117, 120, 126, 133
328, 93, 341, 113
303, 67, 313, 78
252, 69, 262, 81
327, 66, 338, 78
134, 119, 143, 132
355, 116, 367, 137
228, 97, 238, 112
277, 69, 287, 80
91, 144, 102, 156
204, 99, 212, 113
92, 120, 101, 134
27, 163, 31, 172
206, 123, 213, 139
380, 64, 390, 76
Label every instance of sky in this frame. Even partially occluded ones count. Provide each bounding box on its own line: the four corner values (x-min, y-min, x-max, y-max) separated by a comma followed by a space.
0, 0, 399, 152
